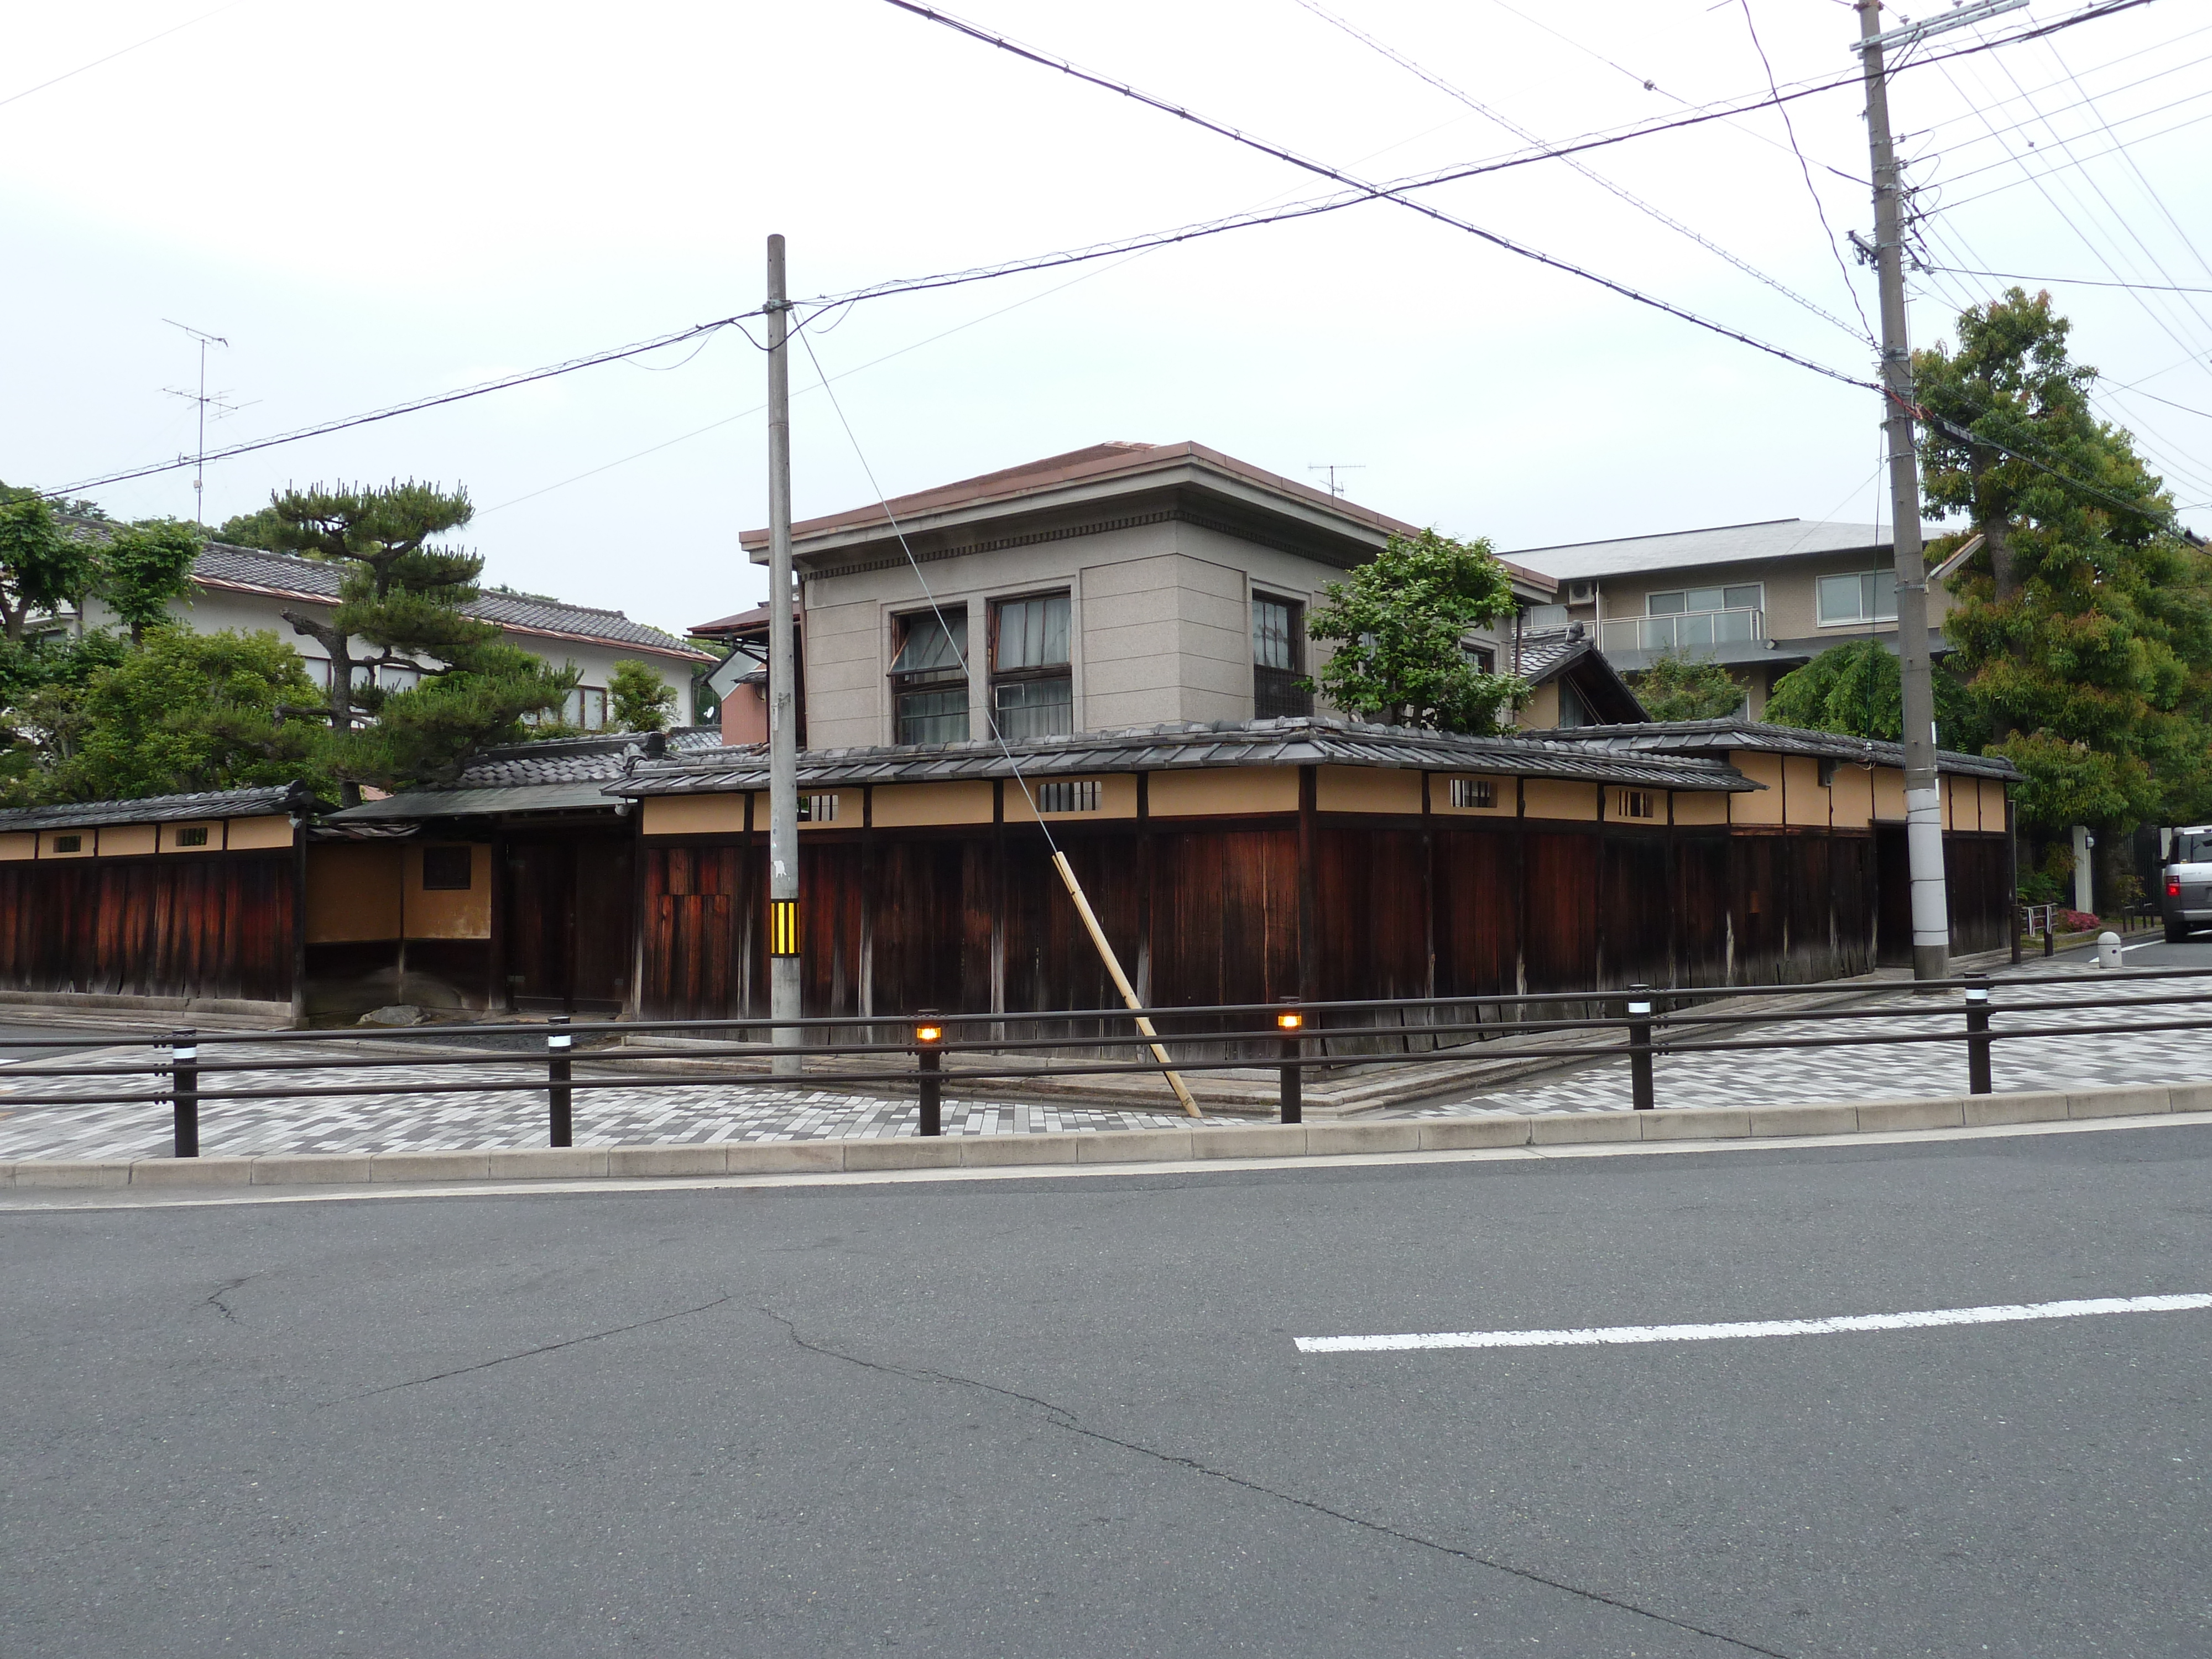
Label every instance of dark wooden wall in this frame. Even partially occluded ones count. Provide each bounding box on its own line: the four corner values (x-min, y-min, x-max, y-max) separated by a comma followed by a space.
0, 853, 296, 1004
636, 796, 2015, 1041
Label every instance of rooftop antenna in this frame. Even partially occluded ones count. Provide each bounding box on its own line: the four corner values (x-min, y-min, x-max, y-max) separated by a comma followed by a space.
1307, 463, 1364, 499
162, 320, 249, 524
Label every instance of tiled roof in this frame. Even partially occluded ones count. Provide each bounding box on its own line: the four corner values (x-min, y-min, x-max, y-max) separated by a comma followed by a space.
737, 442, 1557, 591
1507, 519, 1888, 582
189, 543, 712, 661
0, 782, 320, 831
325, 728, 723, 821
1531, 717, 2023, 781
611, 717, 1758, 796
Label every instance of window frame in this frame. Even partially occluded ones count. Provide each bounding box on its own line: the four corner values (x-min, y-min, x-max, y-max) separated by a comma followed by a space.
1815, 571, 1900, 627
1252, 592, 1312, 719
889, 606, 972, 745
989, 591, 1073, 739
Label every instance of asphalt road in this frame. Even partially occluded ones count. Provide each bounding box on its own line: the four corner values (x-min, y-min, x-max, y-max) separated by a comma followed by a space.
7, 1127, 2210, 1658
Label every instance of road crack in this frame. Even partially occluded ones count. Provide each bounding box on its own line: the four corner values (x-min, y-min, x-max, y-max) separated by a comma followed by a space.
328, 1293, 735, 1405
201, 1274, 260, 1323
761, 1307, 1796, 1658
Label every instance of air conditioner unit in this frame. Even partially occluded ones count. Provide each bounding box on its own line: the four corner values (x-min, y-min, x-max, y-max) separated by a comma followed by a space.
1565, 580, 1597, 605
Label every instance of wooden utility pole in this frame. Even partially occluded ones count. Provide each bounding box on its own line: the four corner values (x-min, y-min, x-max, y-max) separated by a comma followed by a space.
766, 235, 802, 1071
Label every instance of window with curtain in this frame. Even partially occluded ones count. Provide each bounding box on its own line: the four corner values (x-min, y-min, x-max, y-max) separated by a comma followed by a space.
990, 593, 1072, 738
890, 609, 969, 744
1252, 594, 1311, 718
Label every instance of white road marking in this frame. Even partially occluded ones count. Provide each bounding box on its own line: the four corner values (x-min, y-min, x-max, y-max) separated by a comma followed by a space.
1295, 1293, 2212, 1353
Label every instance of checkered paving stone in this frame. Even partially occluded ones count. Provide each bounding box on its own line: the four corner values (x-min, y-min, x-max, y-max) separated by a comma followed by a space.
1397, 962, 2212, 1117
2, 959, 2202, 1160
0, 1053, 1211, 1163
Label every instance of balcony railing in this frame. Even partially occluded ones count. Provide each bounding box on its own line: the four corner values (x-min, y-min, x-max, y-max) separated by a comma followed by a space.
1599, 608, 1765, 654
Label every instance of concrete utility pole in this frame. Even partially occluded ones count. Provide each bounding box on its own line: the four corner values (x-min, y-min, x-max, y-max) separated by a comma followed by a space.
1855, 0, 1970, 983
766, 234, 802, 1073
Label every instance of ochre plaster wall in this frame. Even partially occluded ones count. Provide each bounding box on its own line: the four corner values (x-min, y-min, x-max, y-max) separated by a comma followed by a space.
1316, 766, 1422, 815
1150, 768, 1299, 817
1521, 779, 1599, 822
404, 843, 491, 940
306, 843, 405, 943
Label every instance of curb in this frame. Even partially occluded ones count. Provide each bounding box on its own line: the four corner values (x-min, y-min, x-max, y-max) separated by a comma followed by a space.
2, 1080, 2204, 1189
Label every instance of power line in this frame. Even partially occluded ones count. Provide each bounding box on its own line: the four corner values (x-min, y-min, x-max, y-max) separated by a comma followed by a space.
875, 0, 1880, 393
1290, 0, 1871, 342
0, 0, 248, 112
1732, 0, 1877, 340
1920, 265, 2212, 294
46, 319, 747, 498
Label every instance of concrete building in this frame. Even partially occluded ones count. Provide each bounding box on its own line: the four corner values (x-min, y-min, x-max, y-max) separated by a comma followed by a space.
75, 538, 714, 728
1507, 519, 1953, 717
737, 442, 1559, 749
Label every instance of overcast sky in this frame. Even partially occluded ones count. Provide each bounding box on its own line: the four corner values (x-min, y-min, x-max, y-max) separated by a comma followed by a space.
5, 0, 2208, 640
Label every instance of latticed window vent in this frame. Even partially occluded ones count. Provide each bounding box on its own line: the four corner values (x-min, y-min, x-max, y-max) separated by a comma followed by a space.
1619, 789, 1657, 820
175, 826, 211, 847
53, 834, 82, 853
1034, 780, 1101, 814
1450, 778, 1495, 810
799, 793, 839, 822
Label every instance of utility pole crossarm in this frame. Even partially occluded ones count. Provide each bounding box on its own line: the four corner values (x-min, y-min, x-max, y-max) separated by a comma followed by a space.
1857, 0, 1950, 982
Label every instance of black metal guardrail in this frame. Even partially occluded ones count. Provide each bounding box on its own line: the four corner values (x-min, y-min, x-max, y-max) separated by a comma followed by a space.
3, 967, 2209, 1158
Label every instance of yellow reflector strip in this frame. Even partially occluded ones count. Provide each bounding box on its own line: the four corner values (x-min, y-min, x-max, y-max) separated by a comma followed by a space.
769, 899, 800, 957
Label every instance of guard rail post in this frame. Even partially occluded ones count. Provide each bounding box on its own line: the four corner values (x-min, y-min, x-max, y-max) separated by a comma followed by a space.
1964, 973, 1992, 1095
915, 1011, 943, 1136
170, 1028, 199, 1157
2043, 905, 2056, 958
1275, 998, 1303, 1124
1626, 984, 1655, 1111
547, 1016, 573, 1147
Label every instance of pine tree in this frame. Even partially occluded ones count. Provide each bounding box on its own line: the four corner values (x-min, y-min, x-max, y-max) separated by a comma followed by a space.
257, 480, 575, 799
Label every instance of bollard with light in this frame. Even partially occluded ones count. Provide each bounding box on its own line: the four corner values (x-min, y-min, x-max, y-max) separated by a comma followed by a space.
547, 1015, 573, 1147
170, 1028, 200, 1157
1625, 985, 1655, 1110
1276, 999, 1303, 1124
1963, 973, 1992, 1095
915, 1009, 943, 1136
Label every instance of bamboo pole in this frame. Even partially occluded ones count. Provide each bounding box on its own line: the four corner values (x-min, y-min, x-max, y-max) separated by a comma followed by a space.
1051, 850, 1201, 1117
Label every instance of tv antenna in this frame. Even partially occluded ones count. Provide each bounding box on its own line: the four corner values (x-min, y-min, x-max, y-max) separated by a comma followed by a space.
1307, 463, 1365, 499
162, 319, 253, 524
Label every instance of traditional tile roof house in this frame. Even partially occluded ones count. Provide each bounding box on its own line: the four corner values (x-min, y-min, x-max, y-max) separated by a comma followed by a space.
69, 534, 715, 731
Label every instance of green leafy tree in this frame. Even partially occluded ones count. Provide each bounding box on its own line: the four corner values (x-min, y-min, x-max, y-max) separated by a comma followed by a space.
29, 628, 331, 804
96, 518, 204, 644
250, 480, 576, 797
1763, 639, 1987, 750
213, 504, 286, 549
1915, 290, 2210, 832
1305, 529, 1526, 731
0, 482, 98, 644
609, 659, 677, 732
1631, 651, 1743, 721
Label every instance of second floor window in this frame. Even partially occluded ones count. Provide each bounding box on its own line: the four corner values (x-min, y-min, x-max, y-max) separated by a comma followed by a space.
1253, 594, 1311, 718
891, 609, 971, 744
992, 593, 1072, 739
1816, 571, 1900, 625
1647, 584, 1762, 617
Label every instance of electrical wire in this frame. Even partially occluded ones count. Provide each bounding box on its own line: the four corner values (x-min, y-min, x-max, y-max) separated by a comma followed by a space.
1290, 0, 1872, 343
1919, 265, 2212, 295
790, 327, 1062, 846
2042, 34, 2212, 286
1734, 0, 1878, 340
877, 0, 1881, 393
0, 0, 249, 112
